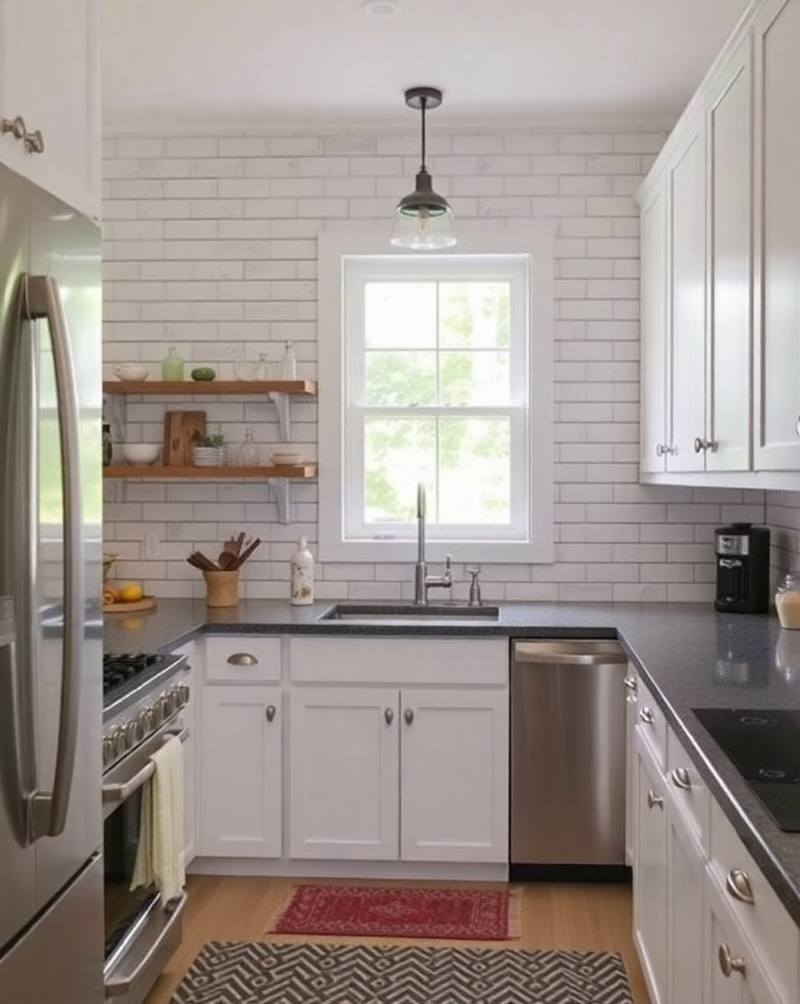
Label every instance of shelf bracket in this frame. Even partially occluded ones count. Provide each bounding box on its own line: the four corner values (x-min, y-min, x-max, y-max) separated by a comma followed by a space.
268, 391, 291, 441
267, 478, 290, 524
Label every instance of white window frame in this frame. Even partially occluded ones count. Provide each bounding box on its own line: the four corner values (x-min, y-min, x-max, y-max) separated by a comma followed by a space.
317, 226, 554, 564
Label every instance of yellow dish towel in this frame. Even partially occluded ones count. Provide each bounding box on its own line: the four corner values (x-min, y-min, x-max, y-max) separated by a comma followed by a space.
130, 735, 186, 905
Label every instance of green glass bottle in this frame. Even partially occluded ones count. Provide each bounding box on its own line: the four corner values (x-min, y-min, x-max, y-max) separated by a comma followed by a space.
161, 346, 185, 381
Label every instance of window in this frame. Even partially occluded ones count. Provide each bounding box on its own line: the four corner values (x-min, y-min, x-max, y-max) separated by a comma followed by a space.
318, 228, 553, 564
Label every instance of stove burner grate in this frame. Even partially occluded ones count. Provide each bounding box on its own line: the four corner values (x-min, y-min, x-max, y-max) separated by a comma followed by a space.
103, 652, 161, 695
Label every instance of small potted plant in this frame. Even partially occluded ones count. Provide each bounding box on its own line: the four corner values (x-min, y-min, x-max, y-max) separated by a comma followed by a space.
191, 428, 227, 466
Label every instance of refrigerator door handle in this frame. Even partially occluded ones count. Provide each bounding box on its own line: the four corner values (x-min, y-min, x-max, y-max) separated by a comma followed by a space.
21, 274, 83, 841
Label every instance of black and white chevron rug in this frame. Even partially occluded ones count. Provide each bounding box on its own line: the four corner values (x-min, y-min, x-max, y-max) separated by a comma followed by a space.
172, 941, 633, 1004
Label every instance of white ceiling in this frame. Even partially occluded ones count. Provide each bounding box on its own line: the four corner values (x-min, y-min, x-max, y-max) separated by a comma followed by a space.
102, 0, 751, 131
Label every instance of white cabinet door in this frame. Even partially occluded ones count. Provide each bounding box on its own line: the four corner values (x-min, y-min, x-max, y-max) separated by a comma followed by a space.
399, 688, 508, 864
667, 118, 707, 473
667, 803, 705, 1004
633, 732, 668, 1004
288, 687, 399, 860
639, 182, 670, 473
0, 0, 99, 218
706, 39, 752, 473
753, 0, 800, 470
199, 684, 281, 858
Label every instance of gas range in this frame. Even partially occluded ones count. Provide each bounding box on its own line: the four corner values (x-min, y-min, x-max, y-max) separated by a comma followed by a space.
102, 651, 189, 771
694, 707, 800, 832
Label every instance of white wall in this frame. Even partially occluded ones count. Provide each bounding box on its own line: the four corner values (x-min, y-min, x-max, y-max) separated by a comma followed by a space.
101, 125, 767, 602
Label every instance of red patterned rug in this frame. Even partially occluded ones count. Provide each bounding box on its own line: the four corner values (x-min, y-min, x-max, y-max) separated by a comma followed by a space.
265, 884, 521, 941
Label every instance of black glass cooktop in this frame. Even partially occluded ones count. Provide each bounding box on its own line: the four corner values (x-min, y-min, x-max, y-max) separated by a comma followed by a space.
693, 708, 800, 832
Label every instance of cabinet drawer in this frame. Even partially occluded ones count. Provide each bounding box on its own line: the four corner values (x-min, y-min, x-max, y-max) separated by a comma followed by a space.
665, 725, 709, 852
289, 636, 507, 686
204, 635, 282, 682
708, 799, 799, 1003
635, 674, 667, 770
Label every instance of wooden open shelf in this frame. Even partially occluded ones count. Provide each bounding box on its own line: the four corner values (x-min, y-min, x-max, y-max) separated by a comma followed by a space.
102, 379, 317, 396
103, 463, 318, 479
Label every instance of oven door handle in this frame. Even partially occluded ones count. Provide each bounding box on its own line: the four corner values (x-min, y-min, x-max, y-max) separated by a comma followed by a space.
102, 727, 189, 805
104, 892, 187, 998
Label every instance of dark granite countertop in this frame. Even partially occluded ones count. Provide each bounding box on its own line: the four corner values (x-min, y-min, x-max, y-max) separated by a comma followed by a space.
104, 598, 800, 926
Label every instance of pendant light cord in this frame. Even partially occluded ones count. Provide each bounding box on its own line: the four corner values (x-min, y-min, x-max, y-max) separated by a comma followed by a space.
419, 97, 427, 172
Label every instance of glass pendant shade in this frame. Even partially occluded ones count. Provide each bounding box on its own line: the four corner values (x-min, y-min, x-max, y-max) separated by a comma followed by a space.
390, 86, 456, 250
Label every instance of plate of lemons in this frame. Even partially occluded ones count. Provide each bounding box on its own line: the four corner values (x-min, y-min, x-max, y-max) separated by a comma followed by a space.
102, 581, 156, 613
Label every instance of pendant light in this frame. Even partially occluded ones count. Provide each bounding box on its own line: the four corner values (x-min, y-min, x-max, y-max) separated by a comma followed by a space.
391, 86, 456, 249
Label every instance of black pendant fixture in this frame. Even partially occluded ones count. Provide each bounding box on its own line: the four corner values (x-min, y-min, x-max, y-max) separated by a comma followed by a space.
390, 86, 456, 249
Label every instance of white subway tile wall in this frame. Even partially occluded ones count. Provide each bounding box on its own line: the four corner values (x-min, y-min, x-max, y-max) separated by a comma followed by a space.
102, 127, 774, 602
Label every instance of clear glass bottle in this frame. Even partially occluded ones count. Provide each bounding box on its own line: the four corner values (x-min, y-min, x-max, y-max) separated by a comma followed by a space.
161, 345, 185, 381
281, 340, 297, 379
102, 423, 113, 466
775, 572, 800, 629
241, 427, 259, 466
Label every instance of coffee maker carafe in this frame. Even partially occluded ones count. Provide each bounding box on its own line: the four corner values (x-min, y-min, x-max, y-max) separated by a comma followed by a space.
714, 523, 770, 613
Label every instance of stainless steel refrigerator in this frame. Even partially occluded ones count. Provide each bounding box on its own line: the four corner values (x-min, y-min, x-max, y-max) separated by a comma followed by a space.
0, 162, 103, 1003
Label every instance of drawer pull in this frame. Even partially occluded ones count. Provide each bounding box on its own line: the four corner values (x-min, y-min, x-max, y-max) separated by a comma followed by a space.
265, 705, 276, 722
404, 708, 414, 725
227, 652, 258, 665
726, 869, 755, 905
718, 943, 746, 978
384, 707, 394, 725
623, 676, 638, 693
639, 707, 655, 725
671, 767, 691, 790
646, 790, 664, 810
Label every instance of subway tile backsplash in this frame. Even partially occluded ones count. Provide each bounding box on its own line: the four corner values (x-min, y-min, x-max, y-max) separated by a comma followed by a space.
102, 125, 794, 602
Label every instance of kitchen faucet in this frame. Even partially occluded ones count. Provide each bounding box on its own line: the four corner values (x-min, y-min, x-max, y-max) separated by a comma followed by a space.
414, 482, 452, 604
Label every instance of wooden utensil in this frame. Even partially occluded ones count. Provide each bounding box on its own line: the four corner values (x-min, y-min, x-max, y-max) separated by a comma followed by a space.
228, 537, 261, 569
218, 550, 237, 570
187, 550, 219, 571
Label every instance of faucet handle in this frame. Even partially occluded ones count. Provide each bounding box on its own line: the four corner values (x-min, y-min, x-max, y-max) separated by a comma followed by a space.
467, 566, 482, 606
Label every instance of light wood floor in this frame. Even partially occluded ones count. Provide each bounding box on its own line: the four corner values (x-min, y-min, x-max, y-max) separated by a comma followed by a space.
143, 875, 650, 1004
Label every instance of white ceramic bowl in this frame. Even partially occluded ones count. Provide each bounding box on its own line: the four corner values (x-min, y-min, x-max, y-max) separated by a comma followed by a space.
121, 443, 161, 465
113, 364, 149, 381
270, 451, 305, 466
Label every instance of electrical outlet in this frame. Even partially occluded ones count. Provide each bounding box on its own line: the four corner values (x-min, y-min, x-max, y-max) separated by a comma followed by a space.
143, 532, 159, 559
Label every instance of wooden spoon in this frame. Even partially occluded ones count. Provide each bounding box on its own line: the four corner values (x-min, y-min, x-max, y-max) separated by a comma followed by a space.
218, 550, 237, 570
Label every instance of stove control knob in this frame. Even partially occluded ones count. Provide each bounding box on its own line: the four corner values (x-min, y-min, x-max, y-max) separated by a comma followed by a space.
162, 691, 177, 717
176, 683, 190, 708
125, 720, 140, 745
148, 700, 164, 727
137, 708, 152, 736
111, 727, 127, 756
102, 736, 116, 766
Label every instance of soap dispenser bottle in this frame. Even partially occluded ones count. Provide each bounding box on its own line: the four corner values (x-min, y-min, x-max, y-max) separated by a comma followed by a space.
290, 537, 314, 605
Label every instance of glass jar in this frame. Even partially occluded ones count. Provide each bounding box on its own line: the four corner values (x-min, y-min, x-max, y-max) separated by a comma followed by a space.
161, 346, 185, 381
775, 572, 800, 629
241, 427, 259, 466
102, 423, 113, 466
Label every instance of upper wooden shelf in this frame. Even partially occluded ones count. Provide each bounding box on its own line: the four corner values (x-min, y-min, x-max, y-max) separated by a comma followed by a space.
102, 379, 317, 396
103, 463, 318, 479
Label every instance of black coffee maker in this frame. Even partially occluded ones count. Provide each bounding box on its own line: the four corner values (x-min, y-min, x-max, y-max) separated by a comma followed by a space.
714, 523, 770, 613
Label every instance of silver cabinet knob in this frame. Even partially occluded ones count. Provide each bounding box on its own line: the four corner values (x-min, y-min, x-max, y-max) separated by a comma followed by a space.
726, 869, 755, 905
655, 443, 667, 457
623, 676, 638, 693
694, 437, 718, 453
227, 652, 258, 665
671, 767, 691, 790
265, 705, 276, 723
404, 707, 414, 725
718, 943, 746, 978
639, 707, 655, 725
384, 707, 394, 725
1, 115, 26, 140
23, 129, 44, 154
646, 790, 664, 810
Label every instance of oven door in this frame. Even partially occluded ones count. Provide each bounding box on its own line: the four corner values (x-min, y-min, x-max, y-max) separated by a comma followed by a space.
102, 718, 188, 1004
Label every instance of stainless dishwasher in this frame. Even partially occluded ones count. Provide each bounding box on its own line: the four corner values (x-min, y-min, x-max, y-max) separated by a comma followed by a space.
510, 639, 630, 881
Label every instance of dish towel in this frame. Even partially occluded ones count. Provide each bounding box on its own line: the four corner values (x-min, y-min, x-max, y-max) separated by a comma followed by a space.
130, 735, 186, 905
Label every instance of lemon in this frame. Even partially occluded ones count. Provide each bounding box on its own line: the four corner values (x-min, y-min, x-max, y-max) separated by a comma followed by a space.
118, 583, 143, 603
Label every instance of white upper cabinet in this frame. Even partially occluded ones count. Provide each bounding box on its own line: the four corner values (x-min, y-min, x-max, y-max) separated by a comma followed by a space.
753, 0, 800, 470
0, 0, 99, 219
639, 185, 670, 473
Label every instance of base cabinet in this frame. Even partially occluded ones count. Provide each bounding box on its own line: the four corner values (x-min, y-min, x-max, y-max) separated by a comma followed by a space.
288, 684, 508, 864
199, 684, 282, 857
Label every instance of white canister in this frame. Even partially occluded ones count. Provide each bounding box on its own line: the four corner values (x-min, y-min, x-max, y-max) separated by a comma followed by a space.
290, 537, 314, 605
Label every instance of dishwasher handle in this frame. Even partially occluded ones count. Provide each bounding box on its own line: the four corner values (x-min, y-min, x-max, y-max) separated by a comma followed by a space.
512, 641, 627, 665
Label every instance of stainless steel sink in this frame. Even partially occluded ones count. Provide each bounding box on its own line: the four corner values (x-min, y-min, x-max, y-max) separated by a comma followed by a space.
317, 603, 500, 625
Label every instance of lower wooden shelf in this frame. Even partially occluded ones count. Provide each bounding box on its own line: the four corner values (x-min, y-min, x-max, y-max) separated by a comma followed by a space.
102, 463, 317, 479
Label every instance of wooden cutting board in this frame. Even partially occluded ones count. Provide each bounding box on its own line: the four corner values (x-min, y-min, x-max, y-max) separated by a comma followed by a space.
103, 595, 157, 613
163, 410, 206, 466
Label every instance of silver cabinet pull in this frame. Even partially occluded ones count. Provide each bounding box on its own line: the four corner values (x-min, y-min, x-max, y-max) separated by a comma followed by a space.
718, 944, 746, 978
623, 676, 638, 693
726, 869, 755, 905
227, 652, 258, 665
265, 705, 276, 723
639, 707, 655, 725
656, 443, 667, 457
104, 893, 187, 996
694, 437, 704, 453
796, 415, 800, 438
647, 790, 664, 810
694, 436, 718, 453
404, 707, 414, 725
671, 767, 691, 790
384, 707, 394, 725
23, 128, 43, 154
1, 115, 26, 140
